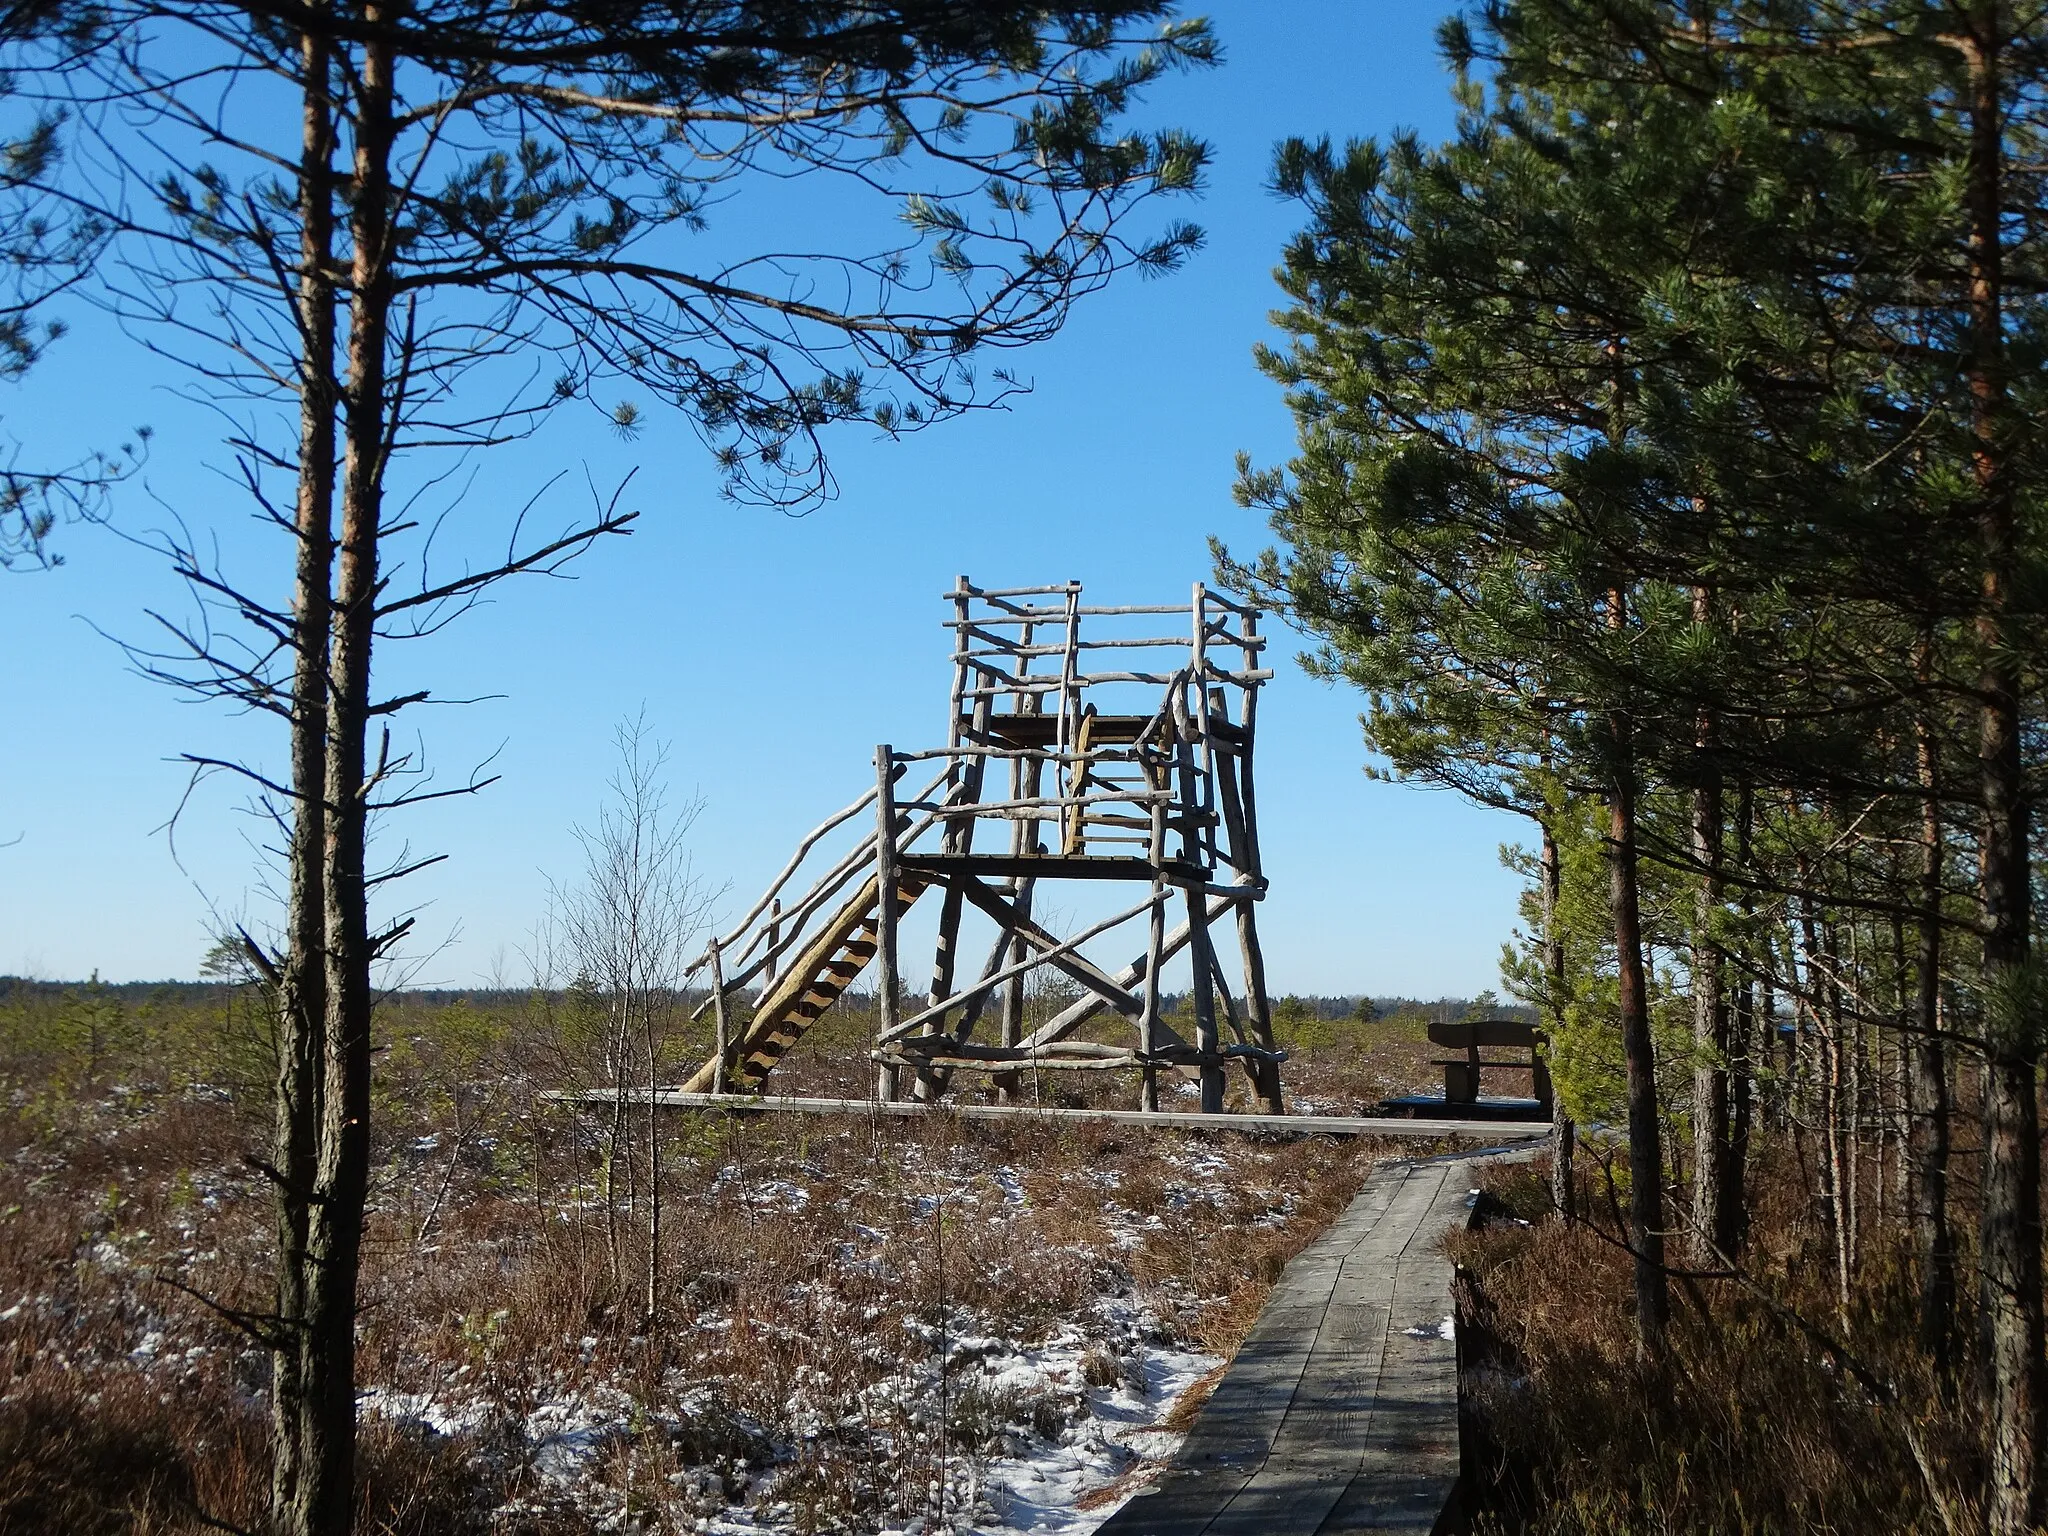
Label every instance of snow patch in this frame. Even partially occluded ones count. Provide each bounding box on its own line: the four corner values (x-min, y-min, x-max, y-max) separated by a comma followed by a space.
974, 1301, 1218, 1534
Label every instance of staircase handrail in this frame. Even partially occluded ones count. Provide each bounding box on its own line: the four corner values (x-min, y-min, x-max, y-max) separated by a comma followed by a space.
682, 760, 956, 1015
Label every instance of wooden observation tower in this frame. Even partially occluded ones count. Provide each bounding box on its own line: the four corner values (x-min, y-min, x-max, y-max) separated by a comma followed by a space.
680, 577, 1285, 1115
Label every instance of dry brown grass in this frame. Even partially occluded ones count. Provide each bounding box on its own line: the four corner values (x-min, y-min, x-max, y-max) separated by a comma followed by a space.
0, 1016, 1397, 1535
1451, 1145, 1984, 1535
1156, 1363, 1225, 1434
1072, 1463, 1165, 1513
1275, 1010, 1446, 1113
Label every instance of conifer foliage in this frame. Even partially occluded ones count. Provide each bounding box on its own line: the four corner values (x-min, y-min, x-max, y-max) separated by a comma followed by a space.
1232, 0, 2048, 1526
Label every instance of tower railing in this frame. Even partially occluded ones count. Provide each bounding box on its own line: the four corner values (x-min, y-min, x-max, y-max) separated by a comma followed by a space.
674, 576, 1285, 1115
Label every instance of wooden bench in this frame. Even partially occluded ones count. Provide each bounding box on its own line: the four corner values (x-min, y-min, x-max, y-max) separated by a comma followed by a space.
1429, 1018, 1552, 1113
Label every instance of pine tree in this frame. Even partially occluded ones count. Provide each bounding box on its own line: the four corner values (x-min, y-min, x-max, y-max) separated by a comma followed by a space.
1239, 0, 2048, 1513
13, 7, 1220, 1531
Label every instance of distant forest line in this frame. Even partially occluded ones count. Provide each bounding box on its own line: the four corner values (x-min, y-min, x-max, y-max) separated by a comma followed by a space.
0, 975, 1532, 1025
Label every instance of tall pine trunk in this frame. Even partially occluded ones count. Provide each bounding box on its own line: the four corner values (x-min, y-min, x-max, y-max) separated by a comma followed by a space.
1542, 815, 1575, 1223
290, 14, 393, 1532
1727, 781, 1755, 1255
1689, 591, 1736, 1265
1609, 707, 1668, 1351
272, 25, 336, 1530
1825, 910, 1857, 1308
1962, 12, 2043, 1529
1911, 677, 1955, 1374
1689, 766, 1732, 1262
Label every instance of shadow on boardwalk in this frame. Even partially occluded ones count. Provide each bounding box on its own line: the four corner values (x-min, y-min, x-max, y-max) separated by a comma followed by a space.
1098, 1144, 1543, 1536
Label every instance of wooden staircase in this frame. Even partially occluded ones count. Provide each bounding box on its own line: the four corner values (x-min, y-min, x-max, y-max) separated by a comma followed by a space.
682, 872, 930, 1092
657, 578, 1281, 1115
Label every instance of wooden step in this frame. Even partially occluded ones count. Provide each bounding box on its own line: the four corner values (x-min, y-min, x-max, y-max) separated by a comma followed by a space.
681, 873, 929, 1093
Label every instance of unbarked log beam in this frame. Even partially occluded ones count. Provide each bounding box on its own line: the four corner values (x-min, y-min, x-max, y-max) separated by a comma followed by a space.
876, 887, 1164, 1045
952, 873, 1147, 1018
1020, 891, 1243, 1051
544, 1091, 1548, 1140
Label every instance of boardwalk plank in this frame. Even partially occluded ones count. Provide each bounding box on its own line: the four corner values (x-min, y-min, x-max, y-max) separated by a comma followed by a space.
1202, 1165, 1453, 1536
1096, 1153, 1512, 1536
1313, 1168, 1474, 1534
1098, 1166, 1419, 1536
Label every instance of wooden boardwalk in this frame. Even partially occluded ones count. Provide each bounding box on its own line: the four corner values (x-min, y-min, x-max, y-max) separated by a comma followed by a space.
555, 1090, 1550, 1141
1099, 1150, 1531, 1536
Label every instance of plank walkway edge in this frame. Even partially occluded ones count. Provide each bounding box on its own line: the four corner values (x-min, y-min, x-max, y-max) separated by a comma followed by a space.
1095, 1142, 1545, 1536
541, 1090, 1553, 1141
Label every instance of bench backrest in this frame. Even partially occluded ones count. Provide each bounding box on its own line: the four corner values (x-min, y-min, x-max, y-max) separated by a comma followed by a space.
1427, 1019, 1543, 1050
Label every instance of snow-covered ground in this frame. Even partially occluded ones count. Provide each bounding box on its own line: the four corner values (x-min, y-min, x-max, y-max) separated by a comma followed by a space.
6, 1075, 1380, 1535
362, 1291, 1220, 1535
969, 1306, 1216, 1534
348, 1138, 1279, 1533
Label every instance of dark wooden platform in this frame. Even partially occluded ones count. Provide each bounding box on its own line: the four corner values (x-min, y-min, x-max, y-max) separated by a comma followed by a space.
1378, 1094, 1550, 1124
1098, 1151, 1525, 1535
895, 852, 1212, 884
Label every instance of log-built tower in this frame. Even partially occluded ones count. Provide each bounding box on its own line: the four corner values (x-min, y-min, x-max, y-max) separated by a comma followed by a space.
680, 577, 1285, 1115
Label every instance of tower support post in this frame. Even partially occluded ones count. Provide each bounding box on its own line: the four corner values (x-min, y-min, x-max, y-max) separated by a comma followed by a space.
874, 745, 901, 1104
1140, 751, 1168, 1113
1236, 901, 1283, 1113
994, 633, 1039, 1102
1186, 887, 1224, 1113
1175, 701, 1225, 1112
678, 579, 1282, 1118
709, 937, 729, 1096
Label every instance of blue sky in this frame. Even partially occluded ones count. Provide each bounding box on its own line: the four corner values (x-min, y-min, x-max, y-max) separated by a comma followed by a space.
0, 1, 1529, 994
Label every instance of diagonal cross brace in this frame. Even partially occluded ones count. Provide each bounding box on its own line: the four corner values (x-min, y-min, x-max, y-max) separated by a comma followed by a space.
953, 873, 1147, 1019
1021, 890, 1247, 1051
878, 884, 1162, 1044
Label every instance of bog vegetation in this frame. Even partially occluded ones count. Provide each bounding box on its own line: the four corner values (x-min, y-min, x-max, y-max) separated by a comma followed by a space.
4, 0, 2048, 1530
0, 973, 1450, 1533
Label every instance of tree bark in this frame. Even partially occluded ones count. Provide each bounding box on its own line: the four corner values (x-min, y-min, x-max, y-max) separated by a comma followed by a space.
1911, 697, 1955, 1373
643, 990, 662, 1323
1726, 780, 1753, 1258
604, 1017, 627, 1288
291, 14, 393, 1533
1609, 710, 1668, 1352
1826, 910, 1857, 1307
1541, 815, 1574, 1223
1961, 13, 2043, 1530
1689, 764, 1733, 1262
271, 24, 336, 1526
1687, 583, 1737, 1265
